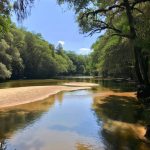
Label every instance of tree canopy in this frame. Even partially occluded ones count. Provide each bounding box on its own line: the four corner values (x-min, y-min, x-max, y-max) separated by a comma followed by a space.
57, 0, 150, 85
0, 21, 90, 80
0, 0, 150, 84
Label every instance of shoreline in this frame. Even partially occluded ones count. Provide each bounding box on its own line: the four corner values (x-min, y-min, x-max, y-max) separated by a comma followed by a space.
0, 82, 98, 109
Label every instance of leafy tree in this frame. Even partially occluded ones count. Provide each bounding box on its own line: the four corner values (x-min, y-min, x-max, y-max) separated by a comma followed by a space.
0, 6, 92, 81
21, 31, 58, 78
5, 27, 24, 79
56, 43, 64, 55
54, 44, 76, 75
0, 39, 12, 71
0, 0, 11, 35
66, 51, 89, 75
57, 0, 150, 85
91, 34, 135, 78
0, 63, 11, 80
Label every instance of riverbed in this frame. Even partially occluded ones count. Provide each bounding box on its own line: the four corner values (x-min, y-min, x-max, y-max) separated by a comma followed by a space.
0, 79, 150, 150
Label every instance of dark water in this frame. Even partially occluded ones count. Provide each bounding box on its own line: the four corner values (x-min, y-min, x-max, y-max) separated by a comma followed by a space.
0, 79, 150, 150
0, 79, 65, 89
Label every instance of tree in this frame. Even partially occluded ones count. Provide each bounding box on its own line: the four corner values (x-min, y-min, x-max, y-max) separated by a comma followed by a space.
91, 33, 135, 79
0, 63, 11, 80
55, 43, 63, 55
0, 39, 12, 78
57, 0, 150, 85
0, 0, 11, 35
13, 0, 35, 20
5, 27, 25, 79
55, 47, 76, 75
66, 51, 88, 75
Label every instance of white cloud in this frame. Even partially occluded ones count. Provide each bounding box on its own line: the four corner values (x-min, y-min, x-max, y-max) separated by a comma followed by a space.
58, 40, 65, 46
78, 48, 92, 55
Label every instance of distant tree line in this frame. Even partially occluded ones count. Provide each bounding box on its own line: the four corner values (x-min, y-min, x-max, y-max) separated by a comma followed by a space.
0, 22, 90, 80
0, 0, 150, 83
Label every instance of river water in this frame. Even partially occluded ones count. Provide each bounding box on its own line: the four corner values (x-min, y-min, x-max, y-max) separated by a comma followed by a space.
0, 79, 150, 150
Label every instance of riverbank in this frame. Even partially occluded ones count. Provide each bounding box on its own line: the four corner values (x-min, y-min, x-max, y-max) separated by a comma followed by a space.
92, 90, 150, 143
0, 82, 98, 109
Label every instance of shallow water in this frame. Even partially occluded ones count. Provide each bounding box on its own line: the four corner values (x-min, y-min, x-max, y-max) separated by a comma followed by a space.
0, 79, 150, 150
0, 77, 135, 92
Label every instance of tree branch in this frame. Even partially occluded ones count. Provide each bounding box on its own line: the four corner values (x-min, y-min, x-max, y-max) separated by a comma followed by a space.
110, 33, 131, 38
133, 7, 144, 14
89, 3, 125, 15
131, 0, 150, 9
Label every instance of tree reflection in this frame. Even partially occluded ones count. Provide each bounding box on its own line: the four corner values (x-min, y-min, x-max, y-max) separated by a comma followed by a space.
0, 95, 56, 143
0, 140, 6, 150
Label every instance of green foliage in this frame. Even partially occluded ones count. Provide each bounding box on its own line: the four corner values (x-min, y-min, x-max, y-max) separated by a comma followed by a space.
91, 34, 135, 78
57, 0, 150, 84
0, 63, 11, 80
57, 0, 150, 37
0, 0, 149, 81
135, 4, 150, 50
0, 16, 11, 36
89, 3, 150, 79
66, 51, 89, 75
0, 19, 90, 80
0, 0, 11, 36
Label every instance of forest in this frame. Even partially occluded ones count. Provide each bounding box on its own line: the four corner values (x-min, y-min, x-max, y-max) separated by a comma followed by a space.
90, 3, 150, 80
0, 23, 91, 80
1, 11, 150, 81
0, 0, 150, 84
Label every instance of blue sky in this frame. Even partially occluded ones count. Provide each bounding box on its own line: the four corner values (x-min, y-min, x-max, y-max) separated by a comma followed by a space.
13, 0, 100, 55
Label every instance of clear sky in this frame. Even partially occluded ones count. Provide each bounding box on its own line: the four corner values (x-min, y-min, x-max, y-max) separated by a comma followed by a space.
12, 0, 100, 55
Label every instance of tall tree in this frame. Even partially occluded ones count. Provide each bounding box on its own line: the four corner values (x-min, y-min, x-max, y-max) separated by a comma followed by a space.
57, 0, 150, 85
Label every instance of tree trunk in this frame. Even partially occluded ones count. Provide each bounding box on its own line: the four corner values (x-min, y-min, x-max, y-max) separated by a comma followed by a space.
134, 45, 144, 84
123, 0, 149, 85
145, 125, 150, 139
134, 45, 149, 85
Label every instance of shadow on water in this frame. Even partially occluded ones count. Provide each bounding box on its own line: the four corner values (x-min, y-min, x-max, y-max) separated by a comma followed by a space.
92, 80, 136, 92
93, 95, 150, 124
94, 95, 141, 124
93, 94, 150, 150
0, 79, 67, 89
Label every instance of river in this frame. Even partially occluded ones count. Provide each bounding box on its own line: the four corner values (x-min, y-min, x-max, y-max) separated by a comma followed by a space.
0, 78, 150, 150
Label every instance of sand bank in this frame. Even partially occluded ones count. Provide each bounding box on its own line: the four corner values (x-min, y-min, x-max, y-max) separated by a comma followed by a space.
0, 82, 98, 108
63, 82, 98, 87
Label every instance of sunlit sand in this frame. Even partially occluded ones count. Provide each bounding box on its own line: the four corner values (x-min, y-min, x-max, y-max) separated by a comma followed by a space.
0, 82, 98, 108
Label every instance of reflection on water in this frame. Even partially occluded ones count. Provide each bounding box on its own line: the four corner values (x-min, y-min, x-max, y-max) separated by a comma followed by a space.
0, 91, 105, 150
0, 95, 56, 140
0, 79, 150, 150
0, 78, 136, 92
0, 79, 66, 89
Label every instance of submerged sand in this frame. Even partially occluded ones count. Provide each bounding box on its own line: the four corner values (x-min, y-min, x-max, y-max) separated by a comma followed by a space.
63, 82, 98, 87
0, 82, 98, 108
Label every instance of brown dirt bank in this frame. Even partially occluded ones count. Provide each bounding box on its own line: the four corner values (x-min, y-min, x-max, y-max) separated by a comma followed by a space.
93, 91, 136, 99
0, 82, 98, 109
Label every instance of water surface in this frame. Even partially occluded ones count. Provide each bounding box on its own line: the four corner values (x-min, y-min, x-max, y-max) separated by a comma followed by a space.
0, 79, 150, 150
